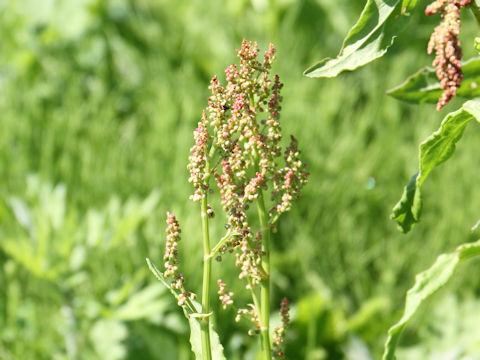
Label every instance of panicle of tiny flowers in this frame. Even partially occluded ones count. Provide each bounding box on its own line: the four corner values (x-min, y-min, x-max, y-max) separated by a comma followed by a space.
192, 39, 307, 303
263, 43, 276, 69
163, 212, 197, 303
235, 305, 262, 335
216, 151, 244, 216
217, 279, 234, 309
178, 291, 197, 307
239, 40, 258, 58
272, 297, 291, 359
187, 111, 210, 202
271, 136, 309, 217
425, 0, 472, 110
210, 41, 286, 245
426, 0, 471, 14
244, 172, 265, 201
235, 235, 264, 287
164, 212, 181, 278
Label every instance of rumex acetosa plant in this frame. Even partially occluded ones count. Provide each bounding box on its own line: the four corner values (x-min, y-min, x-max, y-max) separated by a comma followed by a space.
147, 40, 308, 360
305, 0, 480, 359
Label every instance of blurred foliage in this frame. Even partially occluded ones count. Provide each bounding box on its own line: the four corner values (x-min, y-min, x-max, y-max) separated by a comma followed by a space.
2, 0, 480, 359
396, 294, 480, 359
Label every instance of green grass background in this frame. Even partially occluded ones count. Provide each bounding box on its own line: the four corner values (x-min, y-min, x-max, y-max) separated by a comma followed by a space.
2, 0, 480, 359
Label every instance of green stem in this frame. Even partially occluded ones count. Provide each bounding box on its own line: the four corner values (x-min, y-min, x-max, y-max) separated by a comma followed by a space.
209, 229, 234, 257
247, 279, 262, 317
197, 145, 218, 359
200, 144, 213, 360
471, 1, 480, 29
257, 188, 271, 360
201, 195, 213, 360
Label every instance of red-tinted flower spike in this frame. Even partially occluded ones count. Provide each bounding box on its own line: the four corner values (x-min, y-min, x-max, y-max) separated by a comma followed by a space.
426, 0, 472, 110
272, 297, 291, 358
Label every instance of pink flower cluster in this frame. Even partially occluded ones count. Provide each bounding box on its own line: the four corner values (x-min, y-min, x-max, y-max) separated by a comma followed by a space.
235, 305, 261, 336
187, 39, 308, 332
188, 38, 308, 242
271, 136, 309, 216
272, 297, 291, 358
425, 0, 472, 110
163, 212, 196, 307
187, 111, 210, 202
217, 279, 234, 309
164, 212, 181, 279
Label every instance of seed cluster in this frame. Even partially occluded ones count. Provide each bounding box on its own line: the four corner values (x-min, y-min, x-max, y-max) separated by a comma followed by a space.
217, 279, 234, 309
186, 39, 308, 344
163, 212, 196, 307
425, 0, 472, 110
235, 305, 261, 336
272, 298, 291, 358
164, 212, 181, 279
188, 112, 210, 202
187, 39, 308, 286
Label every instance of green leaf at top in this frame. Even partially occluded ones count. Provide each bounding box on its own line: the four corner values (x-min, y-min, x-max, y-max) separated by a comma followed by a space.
391, 100, 480, 233
387, 57, 480, 104
304, 0, 419, 78
382, 239, 480, 360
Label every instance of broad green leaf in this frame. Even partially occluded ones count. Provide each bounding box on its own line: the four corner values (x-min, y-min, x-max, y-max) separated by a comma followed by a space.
304, 0, 418, 78
188, 315, 226, 360
391, 100, 480, 232
387, 57, 480, 103
382, 239, 480, 360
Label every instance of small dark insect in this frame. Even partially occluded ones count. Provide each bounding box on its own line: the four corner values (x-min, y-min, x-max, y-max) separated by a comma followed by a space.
222, 105, 231, 111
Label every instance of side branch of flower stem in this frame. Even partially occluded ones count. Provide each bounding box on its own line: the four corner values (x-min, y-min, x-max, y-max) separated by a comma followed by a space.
201, 194, 213, 360
257, 188, 271, 360
247, 278, 262, 324
208, 229, 235, 259
201, 151, 213, 360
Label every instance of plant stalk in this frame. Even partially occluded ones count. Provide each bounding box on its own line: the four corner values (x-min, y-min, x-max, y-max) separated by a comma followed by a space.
257, 188, 271, 360
201, 194, 213, 360
471, 1, 480, 29
200, 145, 216, 360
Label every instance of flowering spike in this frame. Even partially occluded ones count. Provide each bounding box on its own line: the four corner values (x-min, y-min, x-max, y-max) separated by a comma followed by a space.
272, 297, 291, 359
186, 40, 307, 336
425, 0, 472, 110
163, 212, 196, 300
164, 212, 182, 278
188, 111, 210, 201
271, 136, 309, 217
217, 279, 234, 309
